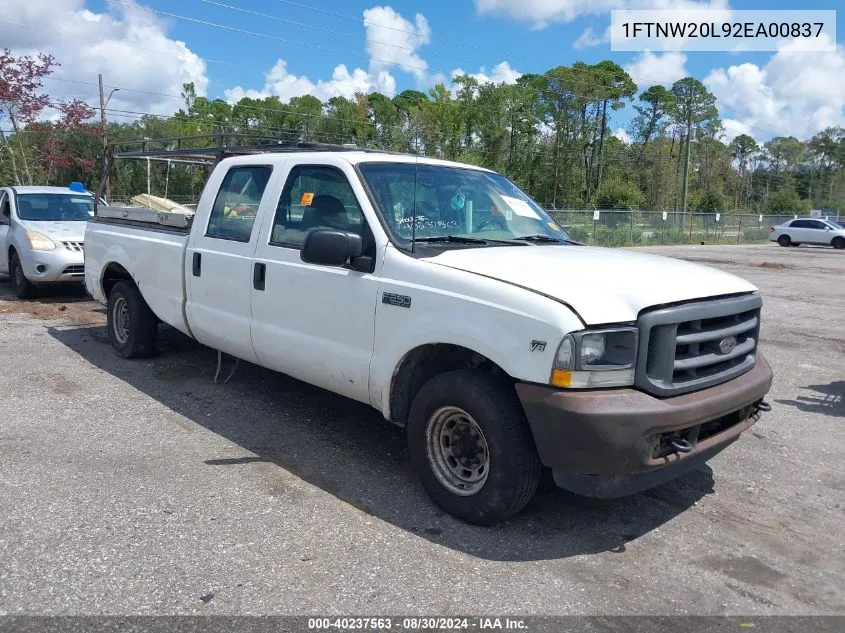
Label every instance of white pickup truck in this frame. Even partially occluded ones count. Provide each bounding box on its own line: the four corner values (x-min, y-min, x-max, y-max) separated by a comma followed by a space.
84, 145, 773, 525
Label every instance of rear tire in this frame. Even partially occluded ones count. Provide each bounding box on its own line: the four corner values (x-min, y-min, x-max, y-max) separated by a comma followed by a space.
833, 236, 845, 250
777, 235, 791, 247
9, 252, 37, 299
107, 281, 158, 358
407, 369, 541, 525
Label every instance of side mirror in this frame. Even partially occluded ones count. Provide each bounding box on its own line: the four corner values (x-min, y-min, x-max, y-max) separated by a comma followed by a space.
300, 228, 363, 267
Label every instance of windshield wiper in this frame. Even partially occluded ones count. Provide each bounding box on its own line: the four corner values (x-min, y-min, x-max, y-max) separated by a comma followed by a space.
413, 235, 490, 244
513, 234, 566, 243
414, 235, 528, 246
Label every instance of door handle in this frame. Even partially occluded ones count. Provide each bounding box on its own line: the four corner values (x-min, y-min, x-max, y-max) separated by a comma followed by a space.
253, 262, 266, 291
192, 252, 201, 277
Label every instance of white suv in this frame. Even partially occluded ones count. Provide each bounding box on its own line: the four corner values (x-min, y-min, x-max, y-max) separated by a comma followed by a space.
769, 217, 845, 249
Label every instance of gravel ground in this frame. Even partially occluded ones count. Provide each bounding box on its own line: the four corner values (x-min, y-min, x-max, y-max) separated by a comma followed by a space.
0, 243, 842, 616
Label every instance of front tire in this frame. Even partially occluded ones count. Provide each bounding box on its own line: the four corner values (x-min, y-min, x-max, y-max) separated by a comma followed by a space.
833, 236, 845, 250
407, 369, 541, 525
107, 281, 158, 358
9, 252, 37, 299
777, 235, 791, 247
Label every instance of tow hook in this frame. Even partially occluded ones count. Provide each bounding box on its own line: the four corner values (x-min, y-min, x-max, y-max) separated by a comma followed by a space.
755, 400, 772, 413
668, 437, 693, 454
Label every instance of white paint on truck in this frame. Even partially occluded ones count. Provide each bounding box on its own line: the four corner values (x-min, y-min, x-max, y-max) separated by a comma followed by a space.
83, 149, 773, 524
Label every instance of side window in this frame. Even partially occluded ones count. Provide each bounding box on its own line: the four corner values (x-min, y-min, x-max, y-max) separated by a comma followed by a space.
0, 194, 9, 224
270, 165, 365, 248
206, 165, 273, 242
790, 220, 809, 229
808, 221, 827, 230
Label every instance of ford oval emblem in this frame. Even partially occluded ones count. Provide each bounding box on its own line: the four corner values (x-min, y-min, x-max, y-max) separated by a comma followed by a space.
718, 335, 737, 355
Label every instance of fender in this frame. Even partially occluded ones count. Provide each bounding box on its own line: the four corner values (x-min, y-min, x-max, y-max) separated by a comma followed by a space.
369, 251, 584, 417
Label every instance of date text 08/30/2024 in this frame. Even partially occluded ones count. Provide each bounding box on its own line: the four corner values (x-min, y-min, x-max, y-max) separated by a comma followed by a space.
307, 617, 528, 630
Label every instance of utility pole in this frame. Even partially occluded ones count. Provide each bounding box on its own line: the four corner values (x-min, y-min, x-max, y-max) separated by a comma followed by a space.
99, 75, 119, 202
99, 74, 109, 202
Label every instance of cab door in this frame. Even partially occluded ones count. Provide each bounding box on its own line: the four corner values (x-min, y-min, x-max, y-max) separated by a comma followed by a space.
250, 161, 381, 403
185, 163, 279, 363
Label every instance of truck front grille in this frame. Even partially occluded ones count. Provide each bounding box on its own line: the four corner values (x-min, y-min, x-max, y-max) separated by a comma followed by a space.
636, 294, 762, 397
61, 241, 84, 252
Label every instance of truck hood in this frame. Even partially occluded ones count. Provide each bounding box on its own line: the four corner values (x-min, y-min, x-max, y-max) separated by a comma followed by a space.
427, 245, 757, 325
20, 220, 87, 243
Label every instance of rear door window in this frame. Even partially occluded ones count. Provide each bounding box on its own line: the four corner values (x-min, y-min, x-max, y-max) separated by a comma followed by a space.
206, 166, 273, 242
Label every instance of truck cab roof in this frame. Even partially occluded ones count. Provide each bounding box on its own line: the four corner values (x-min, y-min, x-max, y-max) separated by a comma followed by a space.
216, 151, 495, 172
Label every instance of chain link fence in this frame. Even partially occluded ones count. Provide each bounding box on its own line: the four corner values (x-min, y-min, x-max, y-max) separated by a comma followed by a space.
543, 209, 842, 247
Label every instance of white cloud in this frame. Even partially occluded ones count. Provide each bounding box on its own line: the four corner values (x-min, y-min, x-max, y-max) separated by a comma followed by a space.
0, 0, 208, 117
720, 119, 754, 143
704, 34, 845, 139
474, 0, 730, 30
363, 5, 431, 82
614, 127, 632, 144
224, 60, 397, 104
573, 26, 610, 49
224, 60, 315, 103
451, 62, 522, 85
223, 5, 426, 104
625, 51, 688, 86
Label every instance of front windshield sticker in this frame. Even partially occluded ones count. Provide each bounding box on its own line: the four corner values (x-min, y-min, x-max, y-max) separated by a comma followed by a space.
548, 222, 561, 231
500, 195, 540, 220
300, 192, 314, 206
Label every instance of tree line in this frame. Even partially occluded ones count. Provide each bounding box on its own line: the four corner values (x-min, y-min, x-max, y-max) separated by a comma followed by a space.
1, 49, 843, 214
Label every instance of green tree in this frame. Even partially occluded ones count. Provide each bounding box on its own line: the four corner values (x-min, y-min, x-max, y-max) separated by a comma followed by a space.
593, 178, 645, 208
670, 77, 718, 213
768, 187, 811, 213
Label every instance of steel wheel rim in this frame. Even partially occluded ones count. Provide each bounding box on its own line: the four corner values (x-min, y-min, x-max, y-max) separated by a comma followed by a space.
425, 406, 490, 496
112, 297, 130, 344
12, 262, 22, 287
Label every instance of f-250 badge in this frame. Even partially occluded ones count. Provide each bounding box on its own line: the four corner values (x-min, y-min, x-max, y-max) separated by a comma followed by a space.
382, 292, 412, 308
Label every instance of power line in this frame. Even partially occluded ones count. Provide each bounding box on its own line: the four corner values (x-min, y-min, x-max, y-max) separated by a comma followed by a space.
106, 0, 427, 73
103, 1, 691, 101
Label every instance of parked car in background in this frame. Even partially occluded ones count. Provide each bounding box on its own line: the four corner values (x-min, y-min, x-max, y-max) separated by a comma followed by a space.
0, 183, 98, 298
769, 217, 845, 249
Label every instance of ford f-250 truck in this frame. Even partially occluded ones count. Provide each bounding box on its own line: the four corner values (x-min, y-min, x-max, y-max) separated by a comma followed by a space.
84, 141, 773, 525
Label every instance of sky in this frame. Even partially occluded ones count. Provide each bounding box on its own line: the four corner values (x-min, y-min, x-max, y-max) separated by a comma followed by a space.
1, 0, 843, 144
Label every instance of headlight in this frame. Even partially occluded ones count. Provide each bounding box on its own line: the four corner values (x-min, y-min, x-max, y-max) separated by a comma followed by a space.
25, 229, 56, 251
551, 327, 638, 388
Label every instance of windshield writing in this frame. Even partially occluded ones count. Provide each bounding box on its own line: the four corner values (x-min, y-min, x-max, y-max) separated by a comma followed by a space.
358, 163, 571, 245
16, 194, 93, 222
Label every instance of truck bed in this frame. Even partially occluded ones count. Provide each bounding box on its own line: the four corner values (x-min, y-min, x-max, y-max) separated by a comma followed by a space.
84, 215, 193, 337
96, 204, 194, 230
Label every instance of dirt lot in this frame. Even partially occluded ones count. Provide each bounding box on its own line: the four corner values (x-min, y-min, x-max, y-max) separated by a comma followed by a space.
0, 243, 842, 616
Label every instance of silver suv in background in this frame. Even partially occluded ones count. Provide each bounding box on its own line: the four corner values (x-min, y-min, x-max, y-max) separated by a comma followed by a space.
769, 217, 845, 249
0, 184, 97, 298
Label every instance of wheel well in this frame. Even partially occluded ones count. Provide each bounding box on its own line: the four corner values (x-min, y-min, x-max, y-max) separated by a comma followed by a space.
388, 344, 510, 426
101, 263, 133, 297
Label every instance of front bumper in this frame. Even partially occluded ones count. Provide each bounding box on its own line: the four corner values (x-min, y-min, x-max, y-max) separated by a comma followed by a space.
514, 353, 774, 497
19, 246, 85, 284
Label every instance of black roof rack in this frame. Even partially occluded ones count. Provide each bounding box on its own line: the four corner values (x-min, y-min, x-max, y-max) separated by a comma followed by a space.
95, 133, 417, 211
107, 134, 412, 161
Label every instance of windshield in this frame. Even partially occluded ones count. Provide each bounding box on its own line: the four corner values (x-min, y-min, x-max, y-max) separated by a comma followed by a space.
358, 162, 571, 245
16, 193, 94, 221
828, 220, 843, 229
